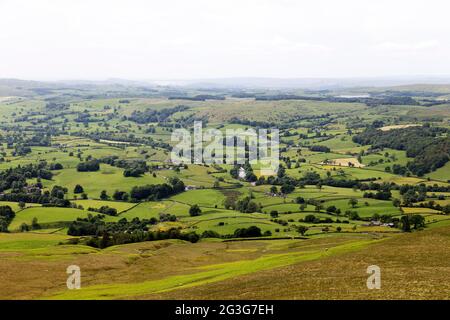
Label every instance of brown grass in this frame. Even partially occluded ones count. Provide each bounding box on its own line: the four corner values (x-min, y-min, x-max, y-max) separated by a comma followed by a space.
2, 226, 450, 299
142, 226, 450, 300
0, 236, 366, 299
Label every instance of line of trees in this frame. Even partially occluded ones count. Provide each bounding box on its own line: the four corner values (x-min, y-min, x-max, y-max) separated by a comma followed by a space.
129, 177, 185, 201
77, 160, 100, 172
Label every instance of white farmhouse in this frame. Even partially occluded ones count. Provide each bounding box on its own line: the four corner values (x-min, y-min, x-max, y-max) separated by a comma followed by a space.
238, 167, 246, 179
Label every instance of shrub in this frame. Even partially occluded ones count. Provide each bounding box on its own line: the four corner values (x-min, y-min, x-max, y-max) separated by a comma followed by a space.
74, 184, 84, 194
233, 226, 262, 238
189, 204, 202, 217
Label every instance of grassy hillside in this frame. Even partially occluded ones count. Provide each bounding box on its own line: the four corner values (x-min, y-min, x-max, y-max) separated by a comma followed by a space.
1, 84, 450, 300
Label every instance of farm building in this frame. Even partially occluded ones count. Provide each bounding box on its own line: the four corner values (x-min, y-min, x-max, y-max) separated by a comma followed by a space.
238, 167, 246, 179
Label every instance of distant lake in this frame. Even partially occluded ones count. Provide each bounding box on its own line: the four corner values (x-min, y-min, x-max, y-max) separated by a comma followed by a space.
337, 94, 371, 98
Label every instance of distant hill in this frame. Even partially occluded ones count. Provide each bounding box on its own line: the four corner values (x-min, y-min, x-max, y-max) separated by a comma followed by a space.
2, 77, 450, 97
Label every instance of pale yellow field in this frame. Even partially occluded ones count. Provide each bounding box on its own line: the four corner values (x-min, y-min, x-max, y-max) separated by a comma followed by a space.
322, 158, 365, 168
380, 124, 421, 131
403, 207, 443, 214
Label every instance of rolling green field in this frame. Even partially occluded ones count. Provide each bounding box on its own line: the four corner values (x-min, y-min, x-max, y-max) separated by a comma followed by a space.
9, 207, 118, 231
0, 82, 450, 300
39, 165, 166, 198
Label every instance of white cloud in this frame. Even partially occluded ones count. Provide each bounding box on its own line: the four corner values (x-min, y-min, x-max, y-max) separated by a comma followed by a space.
0, 0, 450, 79
374, 40, 440, 51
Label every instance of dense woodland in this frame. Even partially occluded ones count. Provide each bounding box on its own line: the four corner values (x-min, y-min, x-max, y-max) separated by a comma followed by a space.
353, 126, 450, 176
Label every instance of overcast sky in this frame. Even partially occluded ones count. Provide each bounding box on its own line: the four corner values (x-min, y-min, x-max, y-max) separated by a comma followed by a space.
1, 0, 450, 80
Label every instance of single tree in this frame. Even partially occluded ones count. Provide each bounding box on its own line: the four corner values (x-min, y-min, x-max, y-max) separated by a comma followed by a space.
297, 225, 309, 236
392, 198, 401, 207
20, 223, 30, 232
400, 215, 411, 232
100, 190, 109, 200
348, 198, 358, 208
189, 204, 202, 217
410, 214, 425, 229
18, 201, 26, 210
270, 186, 278, 194
31, 217, 41, 230
74, 184, 84, 194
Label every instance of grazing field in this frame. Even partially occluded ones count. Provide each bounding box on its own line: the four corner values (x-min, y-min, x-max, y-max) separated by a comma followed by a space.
0, 201, 41, 212
1, 81, 450, 300
425, 162, 450, 182
9, 207, 103, 231
146, 225, 450, 300
72, 200, 137, 213
121, 201, 191, 219
1, 225, 449, 300
41, 165, 166, 198
0, 232, 376, 299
